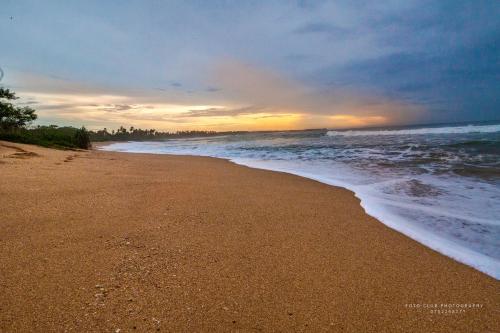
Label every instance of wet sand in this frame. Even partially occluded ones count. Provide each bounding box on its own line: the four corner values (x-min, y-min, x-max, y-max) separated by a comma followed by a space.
0, 141, 498, 332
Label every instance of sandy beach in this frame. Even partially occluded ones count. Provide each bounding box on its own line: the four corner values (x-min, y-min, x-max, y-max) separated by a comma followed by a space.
0, 141, 498, 332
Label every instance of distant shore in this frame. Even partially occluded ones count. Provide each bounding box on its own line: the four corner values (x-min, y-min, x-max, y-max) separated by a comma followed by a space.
1, 141, 498, 332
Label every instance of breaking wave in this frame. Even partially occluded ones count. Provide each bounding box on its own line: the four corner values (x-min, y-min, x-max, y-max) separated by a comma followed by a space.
327, 124, 500, 137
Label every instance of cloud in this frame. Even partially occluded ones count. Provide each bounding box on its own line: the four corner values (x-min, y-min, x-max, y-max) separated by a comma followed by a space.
182, 106, 264, 118
2, 1, 497, 128
6, 61, 426, 130
293, 22, 349, 36
99, 104, 136, 112
179, 106, 303, 119
317, 33, 500, 122
208, 60, 425, 126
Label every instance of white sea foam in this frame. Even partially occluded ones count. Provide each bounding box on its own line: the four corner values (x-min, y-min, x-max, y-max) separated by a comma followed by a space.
327, 124, 500, 137
99, 127, 500, 280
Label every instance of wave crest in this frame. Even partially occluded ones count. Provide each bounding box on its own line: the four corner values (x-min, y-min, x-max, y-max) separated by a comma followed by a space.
326, 124, 500, 137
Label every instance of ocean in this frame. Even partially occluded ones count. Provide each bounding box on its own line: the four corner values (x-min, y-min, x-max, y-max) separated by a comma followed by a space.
100, 121, 500, 279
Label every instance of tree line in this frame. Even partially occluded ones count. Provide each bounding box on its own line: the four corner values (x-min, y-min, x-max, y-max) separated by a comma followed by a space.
89, 126, 245, 141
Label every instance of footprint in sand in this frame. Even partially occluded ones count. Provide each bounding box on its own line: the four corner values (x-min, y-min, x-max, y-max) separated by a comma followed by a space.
64, 154, 79, 162
9, 151, 39, 159
1, 144, 40, 159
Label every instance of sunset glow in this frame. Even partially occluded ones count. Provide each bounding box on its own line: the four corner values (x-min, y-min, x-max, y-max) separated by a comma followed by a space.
2, 1, 497, 131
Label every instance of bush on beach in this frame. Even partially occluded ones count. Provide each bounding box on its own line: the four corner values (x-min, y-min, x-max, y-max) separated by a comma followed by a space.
0, 126, 92, 149
0, 86, 91, 149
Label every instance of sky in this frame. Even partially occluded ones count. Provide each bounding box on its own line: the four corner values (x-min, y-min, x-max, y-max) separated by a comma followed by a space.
1, 0, 499, 131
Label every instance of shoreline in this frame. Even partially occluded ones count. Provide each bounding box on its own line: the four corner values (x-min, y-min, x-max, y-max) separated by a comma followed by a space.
97, 142, 500, 279
1, 141, 499, 332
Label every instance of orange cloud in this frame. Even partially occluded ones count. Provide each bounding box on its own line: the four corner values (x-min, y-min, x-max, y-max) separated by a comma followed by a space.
7, 64, 425, 131
209, 60, 426, 128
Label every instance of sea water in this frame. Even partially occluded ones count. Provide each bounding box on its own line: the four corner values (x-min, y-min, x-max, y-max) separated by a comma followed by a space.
100, 121, 500, 279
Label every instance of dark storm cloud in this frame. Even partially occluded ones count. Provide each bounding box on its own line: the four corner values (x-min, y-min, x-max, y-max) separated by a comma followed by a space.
311, 0, 500, 122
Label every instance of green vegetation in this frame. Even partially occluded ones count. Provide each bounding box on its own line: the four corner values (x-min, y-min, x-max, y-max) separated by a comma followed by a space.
0, 125, 92, 149
0, 87, 91, 149
0, 87, 37, 130
89, 126, 245, 142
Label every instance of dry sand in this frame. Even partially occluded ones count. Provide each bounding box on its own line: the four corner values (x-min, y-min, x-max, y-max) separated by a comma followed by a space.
0, 141, 498, 332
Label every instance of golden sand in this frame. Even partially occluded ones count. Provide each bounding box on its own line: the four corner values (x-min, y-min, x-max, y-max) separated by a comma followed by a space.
0, 141, 498, 332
